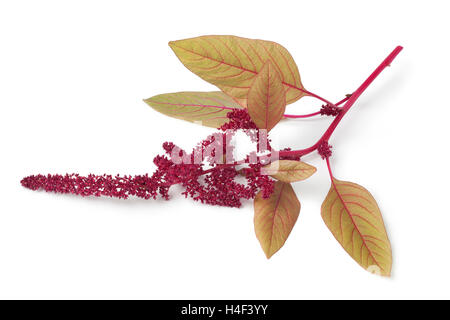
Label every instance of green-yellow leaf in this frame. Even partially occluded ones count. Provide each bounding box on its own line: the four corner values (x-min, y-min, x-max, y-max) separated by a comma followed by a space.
254, 181, 300, 258
247, 61, 286, 131
168, 35, 306, 107
143, 91, 242, 128
321, 178, 392, 276
261, 160, 316, 182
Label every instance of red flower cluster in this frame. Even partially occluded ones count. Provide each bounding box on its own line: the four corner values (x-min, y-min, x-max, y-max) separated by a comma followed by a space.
21, 109, 276, 208
219, 108, 258, 131
320, 103, 341, 116
317, 141, 333, 159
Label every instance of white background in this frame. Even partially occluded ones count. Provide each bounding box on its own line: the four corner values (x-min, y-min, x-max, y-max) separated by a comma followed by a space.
0, 0, 448, 299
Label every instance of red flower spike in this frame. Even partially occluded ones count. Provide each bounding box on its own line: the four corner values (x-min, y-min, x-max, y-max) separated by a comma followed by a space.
21, 109, 278, 208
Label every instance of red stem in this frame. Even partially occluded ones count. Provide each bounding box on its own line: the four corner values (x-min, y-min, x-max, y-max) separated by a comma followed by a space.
334, 95, 352, 107
326, 157, 334, 179
283, 95, 351, 118
280, 46, 403, 158
302, 88, 337, 107
284, 111, 321, 118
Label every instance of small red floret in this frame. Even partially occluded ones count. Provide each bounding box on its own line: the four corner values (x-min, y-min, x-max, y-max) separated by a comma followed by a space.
317, 141, 333, 159
320, 104, 341, 116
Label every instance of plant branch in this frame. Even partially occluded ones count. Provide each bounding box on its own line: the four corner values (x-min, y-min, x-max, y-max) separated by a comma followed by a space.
284, 111, 321, 118
279, 46, 403, 159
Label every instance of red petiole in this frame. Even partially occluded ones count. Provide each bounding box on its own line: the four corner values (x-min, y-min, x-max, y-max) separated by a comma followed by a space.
283, 111, 322, 119
283, 95, 350, 118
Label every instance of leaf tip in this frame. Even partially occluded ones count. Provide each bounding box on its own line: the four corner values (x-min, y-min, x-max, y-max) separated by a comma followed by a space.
367, 264, 391, 277
262, 246, 278, 259
168, 40, 179, 52
143, 97, 153, 105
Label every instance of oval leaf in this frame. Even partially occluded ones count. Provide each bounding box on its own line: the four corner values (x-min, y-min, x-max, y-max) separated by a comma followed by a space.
254, 181, 300, 258
261, 160, 316, 182
144, 91, 242, 128
247, 61, 286, 131
321, 178, 392, 276
169, 35, 306, 106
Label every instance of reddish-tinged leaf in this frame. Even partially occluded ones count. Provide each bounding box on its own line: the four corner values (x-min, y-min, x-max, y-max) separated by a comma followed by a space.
168, 35, 306, 107
321, 178, 392, 276
254, 181, 300, 258
261, 160, 316, 182
247, 61, 286, 131
144, 91, 242, 128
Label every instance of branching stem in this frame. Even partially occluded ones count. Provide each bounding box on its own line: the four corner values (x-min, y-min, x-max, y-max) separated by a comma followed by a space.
279, 46, 403, 159
159, 46, 403, 187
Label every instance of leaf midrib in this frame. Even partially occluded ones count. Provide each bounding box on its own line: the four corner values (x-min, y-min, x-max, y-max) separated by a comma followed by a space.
150, 100, 237, 111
